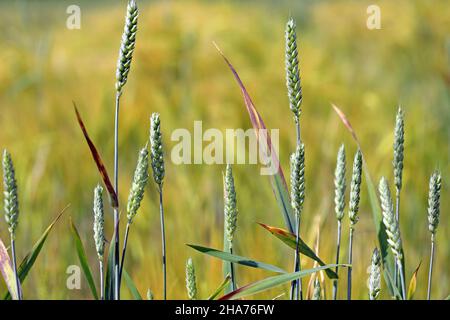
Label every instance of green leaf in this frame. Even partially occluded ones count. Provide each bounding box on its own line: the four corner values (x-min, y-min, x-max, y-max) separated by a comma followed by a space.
0, 238, 20, 300
208, 274, 231, 300
70, 218, 99, 300
3, 205, 68, 300
105, 230, 115, 300
215, 44, 294, 233
219, 264, 344, 300
122, 268, 142, 300
331, 103, 398, 296
188, 244, 286, 274
407, 261, 421, 300
258, 223, 338, 279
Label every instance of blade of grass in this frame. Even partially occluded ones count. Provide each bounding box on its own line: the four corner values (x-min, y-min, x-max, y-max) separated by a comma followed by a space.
331, 103, 397, 295
218, 264, 345, 300
208, 274, 231, 300
0, 238, 19, 300
3, 205, 68, 300
70, 217, 99, 300
123, 268, 142, 300
258, 223, 338, 279
407, 261, 421, 300
188, 244, 286, 274
214, 43, 294, 233
105, 232, 115, 300
73, 103, 118, 209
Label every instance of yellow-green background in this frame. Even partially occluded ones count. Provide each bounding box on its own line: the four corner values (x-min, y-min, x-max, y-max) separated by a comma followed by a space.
0, 0, 448, 299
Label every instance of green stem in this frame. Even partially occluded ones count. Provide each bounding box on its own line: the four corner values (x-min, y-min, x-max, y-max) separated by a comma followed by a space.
394, 190, 400, 289
229, 246, 237, 291
427, 233, 435, 300
99, 260, 104, 300
10, 235, 21, 300
159, 188, 167, 300
118, 222, 131, 287
332, 220, 342, 300
113, 92, 121, 300
347, 227, 354, 300
397, 259, 407, 300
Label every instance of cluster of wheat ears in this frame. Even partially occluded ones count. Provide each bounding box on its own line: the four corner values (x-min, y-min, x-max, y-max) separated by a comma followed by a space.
0, 0, 445, 300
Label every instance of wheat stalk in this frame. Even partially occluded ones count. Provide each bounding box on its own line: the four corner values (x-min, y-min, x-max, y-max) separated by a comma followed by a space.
332, 144, 346, 300
427, 170, 441, 300
112, 0, 139, 300
347, 149, 362, 300
93, 184, 105, 300
150, 113, 167, 300
186, 258, 198, 300
2, 150, 22, 300
290, 143, 305, 300
119, 146, 149, 286
368, 248, 381, 300
379, 177, 406, 299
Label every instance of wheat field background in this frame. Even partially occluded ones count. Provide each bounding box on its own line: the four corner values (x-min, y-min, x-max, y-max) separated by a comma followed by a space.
0, 0, 448, 299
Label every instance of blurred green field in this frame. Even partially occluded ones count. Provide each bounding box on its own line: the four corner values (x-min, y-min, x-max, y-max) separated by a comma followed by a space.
0, 0, 449, 299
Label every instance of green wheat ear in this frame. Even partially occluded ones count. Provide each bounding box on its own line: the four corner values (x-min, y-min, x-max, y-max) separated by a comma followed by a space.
348, 149, 362, 228
93, 184, 105, 260
369, 248, 381, 300
285, 18, 302, 119
427, 171, 441, 234
393, 107, 404, 192
334, 144, 346, 221
186, 258, 197, 300
146, 289, 154, 300
224, 164, 238, 246
126, 146, 149, 223
290, 143, 306, 218
2, 150, 19, 236
115, 0, 138, 94
150, 113, 165, 189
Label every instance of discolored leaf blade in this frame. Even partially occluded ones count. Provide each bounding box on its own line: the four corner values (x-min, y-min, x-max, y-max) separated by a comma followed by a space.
407, 261, 421, 300
70, 218, 99, 300
258, 223, 338, 279
0, 238, 19, 300
215, 43, 294, 233
208, 274, 231, 300
188, 244, 286, 274
3, 205, 68, 300
218, 264, 343, 300
331, 103, 397, 296
73, 103, 118, 208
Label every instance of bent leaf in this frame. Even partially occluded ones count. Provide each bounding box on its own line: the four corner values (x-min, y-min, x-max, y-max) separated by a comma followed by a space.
70, 218, 99, 300
3, 205, 68, 300
0, 238, 19, 300
208, 274, 231, 300
219, 264, 343, 300
74, 103, 118, 208
331, 103, 397, 296
188, 244, 286, 274
407, 261, 421, 300
258, 223, 338, 279
215, 43, 294, 233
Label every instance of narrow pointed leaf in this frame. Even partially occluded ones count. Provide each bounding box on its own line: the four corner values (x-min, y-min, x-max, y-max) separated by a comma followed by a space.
218, 264, 344, 300
70, 218, 99, 300
3, 205, 68, 300
407, 261, 421, 300
105, 228, 116, 300
208, 274, 231, 300
123, 268, 142, 300
258, 223, 338, 279
73, 103, 118, 208
0, 238, 19, 300
188, 244, 286, 274
215, 43, 294, 233
331, 103, 397, 295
